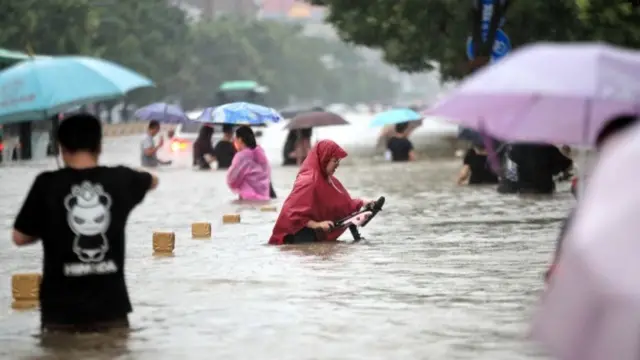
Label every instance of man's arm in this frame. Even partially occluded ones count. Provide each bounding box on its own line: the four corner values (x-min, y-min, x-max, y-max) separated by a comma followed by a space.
149, 173, 159, 190
143, 136, 163, 156
13, 230, 37, 246
13, 174, 46, 246
407, 140, 417, 161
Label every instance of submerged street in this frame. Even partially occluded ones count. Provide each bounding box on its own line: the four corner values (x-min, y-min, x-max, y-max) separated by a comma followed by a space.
0, 135, 571, 359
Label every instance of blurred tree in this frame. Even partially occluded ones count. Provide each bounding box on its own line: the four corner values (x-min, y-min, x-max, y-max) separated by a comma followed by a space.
90, 0, 193, 104
575, 0, 640, 46
0, 0, 100, 55
309, 0, 586, 80
179, 18, 398, 108
179, 19, 265, 108
0, 0, 399, 112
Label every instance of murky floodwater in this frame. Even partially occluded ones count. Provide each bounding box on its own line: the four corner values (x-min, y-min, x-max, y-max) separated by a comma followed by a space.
0, 135, 573, 360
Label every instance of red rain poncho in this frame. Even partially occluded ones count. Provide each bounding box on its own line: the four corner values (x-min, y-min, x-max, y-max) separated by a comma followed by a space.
268, 140, 363, 245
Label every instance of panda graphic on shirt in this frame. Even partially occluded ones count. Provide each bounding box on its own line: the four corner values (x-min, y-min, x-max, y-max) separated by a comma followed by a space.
63, 181, 118, 276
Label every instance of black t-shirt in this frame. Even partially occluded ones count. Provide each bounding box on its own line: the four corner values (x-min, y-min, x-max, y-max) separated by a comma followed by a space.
214, 140, 236, 169
510, 144, 572, 194
13, 166, 153, 326
463, 149, 498, 185
387, 136, 413, 162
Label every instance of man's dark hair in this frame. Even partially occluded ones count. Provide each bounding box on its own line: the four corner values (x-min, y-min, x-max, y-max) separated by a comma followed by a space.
395, 121, 409, 134
148, 120, 160, 130
222, 123, 234, 135
595, 115, 638, 148
57, 113, 102, 154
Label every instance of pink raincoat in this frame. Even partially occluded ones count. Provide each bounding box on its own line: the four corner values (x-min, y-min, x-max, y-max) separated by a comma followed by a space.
226, 145, 271, 201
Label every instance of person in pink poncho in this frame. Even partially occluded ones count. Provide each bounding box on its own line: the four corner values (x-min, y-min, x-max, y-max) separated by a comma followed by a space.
227, 126, 272, 201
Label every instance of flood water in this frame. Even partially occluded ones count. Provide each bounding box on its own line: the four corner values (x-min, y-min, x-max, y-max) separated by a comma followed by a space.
0, 135, 572, 360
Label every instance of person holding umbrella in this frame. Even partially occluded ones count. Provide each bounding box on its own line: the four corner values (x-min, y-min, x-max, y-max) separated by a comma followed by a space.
293, 128, 313, 165
532, 115, 640, 360
226, 126, 272, 201
386, 122, 417, 162
283, 112, 349, 165
544, 114, 638, 284
140, 120, 171, 167
213, 124, 237, 170
456, 141, 498, 185
282, 130, 299, 166
193, 125, 216, 170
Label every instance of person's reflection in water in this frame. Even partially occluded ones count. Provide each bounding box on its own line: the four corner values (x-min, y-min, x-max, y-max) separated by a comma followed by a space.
192, 125, 216, 170
386, 122, 416, 162
282, 130, 298, 166
269, 140, 371, 245
214, 124, 236, 170
227, 126, 272, 201
456, 142, 498, 185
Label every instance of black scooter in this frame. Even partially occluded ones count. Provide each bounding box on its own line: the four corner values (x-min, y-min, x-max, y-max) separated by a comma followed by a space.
332, 196, 385, 242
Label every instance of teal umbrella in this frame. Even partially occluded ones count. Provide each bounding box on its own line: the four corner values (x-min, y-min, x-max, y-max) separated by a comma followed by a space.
0, 48, 50, 68
0, 56, 154, 125
370, 108, 422, 127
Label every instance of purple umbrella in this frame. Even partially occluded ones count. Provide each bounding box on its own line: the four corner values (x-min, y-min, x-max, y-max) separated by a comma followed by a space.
425, 42, 640, 146
134, 102, 189, 123
531, 125, 640, 360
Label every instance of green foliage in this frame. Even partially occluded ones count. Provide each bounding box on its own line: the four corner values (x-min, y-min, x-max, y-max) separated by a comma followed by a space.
0, 0, 398, 110
311, 0, 640, 80
0, 0, 100, 55
575, 0, 640, 46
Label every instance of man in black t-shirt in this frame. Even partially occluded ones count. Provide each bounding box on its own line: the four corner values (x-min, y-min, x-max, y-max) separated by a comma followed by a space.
12, 114, 158, 333
214, 124, 237, 169
386, 122, 416, 162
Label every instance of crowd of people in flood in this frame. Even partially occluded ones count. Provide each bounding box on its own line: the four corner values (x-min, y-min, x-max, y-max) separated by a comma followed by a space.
11, 109, 636, 348
457, 141, 574, 195
10, 113, 376, 334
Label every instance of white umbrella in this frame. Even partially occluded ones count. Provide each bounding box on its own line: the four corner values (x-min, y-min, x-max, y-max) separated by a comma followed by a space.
531, 123, 640, 360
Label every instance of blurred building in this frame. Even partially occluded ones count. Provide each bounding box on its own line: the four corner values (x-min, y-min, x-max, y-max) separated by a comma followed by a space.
259, 0, 325, 21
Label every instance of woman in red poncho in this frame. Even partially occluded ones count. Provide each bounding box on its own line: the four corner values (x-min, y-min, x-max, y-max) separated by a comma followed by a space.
269, 140, 370, 245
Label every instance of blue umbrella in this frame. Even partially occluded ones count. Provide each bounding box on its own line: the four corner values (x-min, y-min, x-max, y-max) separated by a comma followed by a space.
134, 102, 189, 123
370, 108, 422, 127
0, 56, 154, 125
196, 102, 283, 125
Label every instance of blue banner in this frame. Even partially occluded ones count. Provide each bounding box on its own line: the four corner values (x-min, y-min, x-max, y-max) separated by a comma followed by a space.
466, 0, 510, 62
466, 28, 511, 62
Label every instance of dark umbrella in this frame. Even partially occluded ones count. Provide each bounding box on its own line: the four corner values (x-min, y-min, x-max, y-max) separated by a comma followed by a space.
134, 102, 189, 123
286, 111, 349, 130
279, 106, 325, 119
